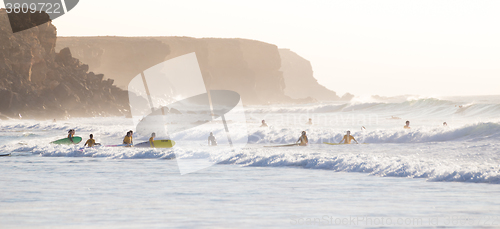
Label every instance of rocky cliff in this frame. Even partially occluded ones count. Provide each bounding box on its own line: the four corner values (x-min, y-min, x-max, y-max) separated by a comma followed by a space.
0, 9, 129, 119
279, 49, 353, 101
56, 37, 323, 104
55, 36, 354, 105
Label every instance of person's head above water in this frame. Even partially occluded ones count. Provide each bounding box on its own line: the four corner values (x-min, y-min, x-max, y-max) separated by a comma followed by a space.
406, 121, 410, 125
262, 120, 265, 123
89, 134, 93, 139
302, 131, 306, 135
151, 132, 156, 137
210, 132, 213, 136
347, 130, 351, 135
443, 122, 447, 126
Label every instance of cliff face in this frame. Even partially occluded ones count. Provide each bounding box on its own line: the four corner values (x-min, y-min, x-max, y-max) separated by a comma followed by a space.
55, 37, 351, 105
279, 49, 353, 101
56, 37, 294, 104
0, 9, 129, 119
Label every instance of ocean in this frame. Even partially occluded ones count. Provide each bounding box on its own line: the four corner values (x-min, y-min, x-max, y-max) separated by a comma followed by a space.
1, 96, 500, 228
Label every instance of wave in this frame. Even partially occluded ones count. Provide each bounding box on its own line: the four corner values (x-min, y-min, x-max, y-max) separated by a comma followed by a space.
245, 98, 500, 119
239, 122, 500, 144
18, 140, 498, 184
221, 146, 500, 184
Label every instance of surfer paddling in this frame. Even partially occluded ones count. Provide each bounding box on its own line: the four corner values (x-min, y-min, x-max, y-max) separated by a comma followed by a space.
123, 131, 133, 147
339, 130, 359, 144
260, 120, 268, 127
149, 133, 156, 147
208, 132, 217, 146
84, 134, 100, 147
296, 131, 309, 146
67, 129, 76, 144
404, 120, 411, 129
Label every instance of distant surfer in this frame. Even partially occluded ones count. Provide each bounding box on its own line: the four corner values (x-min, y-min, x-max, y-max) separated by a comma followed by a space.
149, 133, 156, 148
123, 131, 133, 147
208, 132, 217, 146
339, 130, 359, 144
260, 120, 268, 127
84, 134, 98, 147
296, 131, 308, 146
306, 118, 313, 125
67, 129, 75, 144
404, 121, 411, 129
443, 122, 448, 126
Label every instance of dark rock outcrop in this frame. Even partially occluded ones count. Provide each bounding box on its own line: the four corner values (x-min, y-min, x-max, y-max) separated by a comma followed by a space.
0, 9, 129, 119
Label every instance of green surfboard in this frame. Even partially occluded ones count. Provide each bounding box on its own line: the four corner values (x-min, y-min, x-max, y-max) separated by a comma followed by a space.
51, 136, 82, 145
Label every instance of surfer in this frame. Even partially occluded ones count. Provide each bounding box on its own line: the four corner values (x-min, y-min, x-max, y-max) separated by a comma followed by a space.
404, 121, 411, 129
149, 133, 156, 147
260, 120, 268, 127
306, 118, 313, 125
123, 131, 133, 147
443, 122, 448, 126
67, 129, 75, 144
208, 132, 217, 146
339, 130, 359, 144
296, 131, 308, 146
129, 130, 134, 145
84, 134, 96, 147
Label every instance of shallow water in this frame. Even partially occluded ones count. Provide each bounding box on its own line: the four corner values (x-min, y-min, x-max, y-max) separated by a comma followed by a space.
1, 96, 500, 228
2, 157, 500, 228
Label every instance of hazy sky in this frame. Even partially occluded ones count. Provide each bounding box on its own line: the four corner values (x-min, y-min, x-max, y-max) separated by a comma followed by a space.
3, 0, 499, 96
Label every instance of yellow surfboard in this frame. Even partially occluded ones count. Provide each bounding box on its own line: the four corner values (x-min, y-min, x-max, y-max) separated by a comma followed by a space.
135, 140, 176, 148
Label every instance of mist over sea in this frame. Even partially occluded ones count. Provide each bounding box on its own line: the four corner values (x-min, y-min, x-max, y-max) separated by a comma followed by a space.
1, 95, 500, 228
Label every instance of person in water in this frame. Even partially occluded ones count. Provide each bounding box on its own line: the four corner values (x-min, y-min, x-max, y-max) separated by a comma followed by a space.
306, 118, 313, 125
404, 121, 411, 129
260, 120, 268, 127
149, 132, 156, 147
67, 129, 75, 144
84, 134, 96, 147
296, 131, 308, 146
443, 122, 448, 126
339, 130, 359, 144
208, 132, 217, 146
129, 130, 134, 145
123, 131, 133, 146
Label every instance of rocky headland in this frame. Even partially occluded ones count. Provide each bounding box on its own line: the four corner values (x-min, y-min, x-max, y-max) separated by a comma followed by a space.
56, 37, 352, 105
0, 9, 129, 119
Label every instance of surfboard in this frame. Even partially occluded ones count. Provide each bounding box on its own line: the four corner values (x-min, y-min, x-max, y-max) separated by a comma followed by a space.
264, 143, 300, 148
105, 144, 129, 147
323, 142, 368, 145
134, 140, 176, 148
51, 136, 82, 145
0, 153, 11, 157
